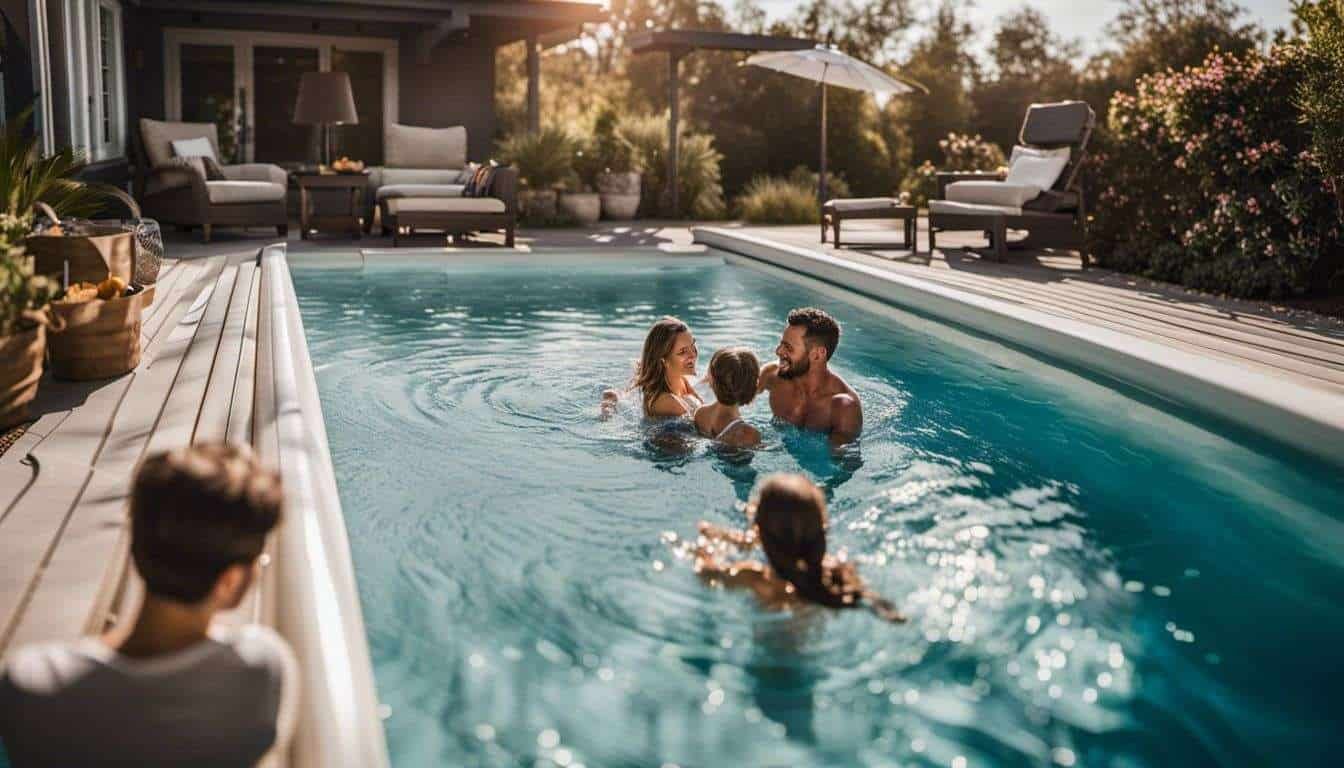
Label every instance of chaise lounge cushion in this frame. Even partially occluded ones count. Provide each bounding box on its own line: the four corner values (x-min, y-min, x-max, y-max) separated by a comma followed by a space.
945, 181, 1042, 209
376, 184, 465, 202
385, 124, 467, 169
928, 199, 1022, 217
1004, 145, 1070, 191
387, 197, 506, 215
206, 181, 287, 205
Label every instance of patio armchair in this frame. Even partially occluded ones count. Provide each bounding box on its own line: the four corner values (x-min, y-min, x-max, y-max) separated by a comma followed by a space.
133, 118, 288, 243
367, 123, 517, 246
928, 101, 1095, 264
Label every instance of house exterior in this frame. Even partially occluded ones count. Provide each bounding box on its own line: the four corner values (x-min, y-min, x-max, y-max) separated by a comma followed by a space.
2, 0, 604, 187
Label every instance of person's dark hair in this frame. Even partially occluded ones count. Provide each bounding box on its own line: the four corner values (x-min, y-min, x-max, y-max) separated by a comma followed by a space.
130, 443, 283, 604
753, 474, 903, 622
708, 347, 759, 406
787, 307, 840, 361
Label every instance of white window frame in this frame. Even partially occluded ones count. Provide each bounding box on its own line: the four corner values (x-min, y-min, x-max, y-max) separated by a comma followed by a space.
163, 29, 399, 164
59, 0, 126, 162
27, 0, 57, 154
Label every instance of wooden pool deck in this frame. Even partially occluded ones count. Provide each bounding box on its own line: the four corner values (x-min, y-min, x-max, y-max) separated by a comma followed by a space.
2, 218, 1342, 662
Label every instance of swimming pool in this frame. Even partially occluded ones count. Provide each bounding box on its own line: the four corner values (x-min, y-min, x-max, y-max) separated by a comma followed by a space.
292, 252, 1344, 767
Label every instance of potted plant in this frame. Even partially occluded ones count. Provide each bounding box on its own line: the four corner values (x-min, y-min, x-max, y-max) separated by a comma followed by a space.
593, 109, 641, 220
0, 214, 60, 430
559, 136, 603, 226
497, 126, 574, 223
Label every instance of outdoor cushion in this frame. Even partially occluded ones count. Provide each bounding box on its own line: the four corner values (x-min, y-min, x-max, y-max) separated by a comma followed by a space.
222, 163, 288, 186
206, 181, 286, 205
945, 181, 1042, 208
1021, 101, 1093, 146
385, 123, 467, 169
824, 197, 904, 212
171, 136, 216, 160
139, 118, 221, 169
387, 197, 506, 215
928, 199, 1022, 217
376, 184, 465, 201
376, 168, 465, 187
1005, 145, 1070, 191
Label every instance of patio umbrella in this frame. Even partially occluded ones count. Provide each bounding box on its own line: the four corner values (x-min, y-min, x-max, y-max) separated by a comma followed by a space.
747, 45, 927, 201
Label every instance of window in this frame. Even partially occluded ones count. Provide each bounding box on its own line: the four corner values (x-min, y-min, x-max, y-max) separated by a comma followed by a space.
60, 0, 125, 161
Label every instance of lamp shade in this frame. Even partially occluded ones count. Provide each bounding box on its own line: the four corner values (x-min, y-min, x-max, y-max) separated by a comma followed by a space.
293, 71, 358, 125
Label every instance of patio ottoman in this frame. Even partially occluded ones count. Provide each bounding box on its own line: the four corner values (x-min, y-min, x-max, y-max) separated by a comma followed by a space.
822, 198, 917, 250
390, 196, 515, 247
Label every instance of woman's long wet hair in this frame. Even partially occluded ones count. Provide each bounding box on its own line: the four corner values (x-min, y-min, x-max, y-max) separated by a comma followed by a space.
633, 316, 690, 418
753, 474, 904, 622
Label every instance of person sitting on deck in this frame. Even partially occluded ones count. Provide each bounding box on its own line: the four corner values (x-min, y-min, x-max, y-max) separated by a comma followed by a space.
0, 443, 297, 767
695, 473, 904, 622
759, 307, 863, 447
602, 316, 703, 419
694, 347, 763, 448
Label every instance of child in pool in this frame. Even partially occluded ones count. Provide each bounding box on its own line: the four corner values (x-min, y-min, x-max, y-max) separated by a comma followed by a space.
693, 347, 762, 448
695, 473, 904, 622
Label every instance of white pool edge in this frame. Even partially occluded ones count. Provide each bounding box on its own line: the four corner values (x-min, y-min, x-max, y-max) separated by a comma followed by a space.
257, 244, 391, 768
693, 226, 1344, 468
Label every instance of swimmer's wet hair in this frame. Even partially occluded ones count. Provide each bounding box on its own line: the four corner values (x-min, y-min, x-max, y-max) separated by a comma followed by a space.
787, 307, 840, 360
708, 347, 759, 406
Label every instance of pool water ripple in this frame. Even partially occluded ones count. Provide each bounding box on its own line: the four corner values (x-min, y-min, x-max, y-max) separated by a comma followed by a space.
295, 260, 1344, 767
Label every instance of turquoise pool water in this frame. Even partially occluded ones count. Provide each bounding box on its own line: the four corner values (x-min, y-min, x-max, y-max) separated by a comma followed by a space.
293, 254, 1343, 768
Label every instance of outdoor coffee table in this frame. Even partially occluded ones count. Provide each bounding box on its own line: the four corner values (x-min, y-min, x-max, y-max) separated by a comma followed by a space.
294, 170, 369, 239
821, 198, 917, 250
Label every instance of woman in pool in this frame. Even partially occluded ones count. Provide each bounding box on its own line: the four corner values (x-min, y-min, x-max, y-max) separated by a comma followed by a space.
602, 316, 703, 419
694, 347, 762, 448
695, 474, 904, 622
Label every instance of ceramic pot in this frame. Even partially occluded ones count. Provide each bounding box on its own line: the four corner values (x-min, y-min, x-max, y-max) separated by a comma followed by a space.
598, 172, 641, 220
559, 193, 601, 225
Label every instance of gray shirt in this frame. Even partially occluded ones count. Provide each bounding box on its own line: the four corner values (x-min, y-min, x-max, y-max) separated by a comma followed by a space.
0, 625, 297, 767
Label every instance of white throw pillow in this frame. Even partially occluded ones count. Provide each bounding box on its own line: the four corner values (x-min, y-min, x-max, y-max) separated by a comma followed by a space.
1005, 145, 1070, 191
171, 137, 216, 160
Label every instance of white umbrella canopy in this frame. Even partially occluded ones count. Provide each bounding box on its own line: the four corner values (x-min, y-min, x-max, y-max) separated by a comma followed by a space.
747, 45, 928, 201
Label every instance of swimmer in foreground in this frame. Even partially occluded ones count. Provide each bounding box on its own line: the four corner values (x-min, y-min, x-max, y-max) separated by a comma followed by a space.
694, 474, 904, 622
693, 347, 762, 448
601, 316, 703, 419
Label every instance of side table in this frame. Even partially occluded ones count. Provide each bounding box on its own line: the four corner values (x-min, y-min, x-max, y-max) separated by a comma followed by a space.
294, 170, 370, 239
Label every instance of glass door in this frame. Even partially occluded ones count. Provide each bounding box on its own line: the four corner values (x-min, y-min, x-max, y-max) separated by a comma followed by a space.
177, 44, 239, 161
331, 48, 384, 166
252, 46, 320, 164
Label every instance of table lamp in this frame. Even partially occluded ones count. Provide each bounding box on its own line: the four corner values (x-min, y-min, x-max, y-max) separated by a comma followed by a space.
293, 71, 358, 169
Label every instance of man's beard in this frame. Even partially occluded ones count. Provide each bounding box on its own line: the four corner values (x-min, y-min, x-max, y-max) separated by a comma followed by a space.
777, 356, 810, 380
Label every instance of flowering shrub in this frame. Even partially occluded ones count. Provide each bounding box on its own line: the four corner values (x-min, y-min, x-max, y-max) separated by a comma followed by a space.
1088, 45, 1344, 297
901, 133, 1007, 208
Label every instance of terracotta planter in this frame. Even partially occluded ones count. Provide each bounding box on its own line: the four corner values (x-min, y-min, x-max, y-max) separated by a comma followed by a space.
26, 226, 135, 285
48, 284, 154, 381
519, 189, 559, 222
0, 323, 48, 430
598, 172, 641, 221
559, 192, 601, 225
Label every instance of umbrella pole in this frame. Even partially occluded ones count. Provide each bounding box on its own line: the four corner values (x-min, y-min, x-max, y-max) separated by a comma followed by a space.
819, 69, 829, 203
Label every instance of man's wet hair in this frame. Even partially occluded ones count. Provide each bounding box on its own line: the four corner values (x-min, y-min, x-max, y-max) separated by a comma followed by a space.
787, 307, 840, 360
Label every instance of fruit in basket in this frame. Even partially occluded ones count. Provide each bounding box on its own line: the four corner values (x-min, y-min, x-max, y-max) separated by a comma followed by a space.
331, 156, 365, 173
59, 282, 100, 303
97, 275, 127, 300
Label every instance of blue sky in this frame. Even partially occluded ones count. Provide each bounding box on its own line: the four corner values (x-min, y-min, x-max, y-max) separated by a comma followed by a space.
756, 0, 1297, 53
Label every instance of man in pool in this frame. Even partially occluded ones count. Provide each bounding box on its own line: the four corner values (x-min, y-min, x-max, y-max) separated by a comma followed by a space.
758, 307, 863, 446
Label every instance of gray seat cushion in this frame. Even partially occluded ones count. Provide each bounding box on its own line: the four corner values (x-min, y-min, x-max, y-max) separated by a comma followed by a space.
929, 199, 1021, 217
823, 197, 905, 212
206, 181, 286, 204
945, 181, 1042, 208
388, 197, 506, 214
376, 184, 465, 202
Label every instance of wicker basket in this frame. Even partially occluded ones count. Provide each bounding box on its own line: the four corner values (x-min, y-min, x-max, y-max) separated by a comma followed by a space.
24, 193, 145, 286
0, 321, 50, 430
47, 284, 154, 381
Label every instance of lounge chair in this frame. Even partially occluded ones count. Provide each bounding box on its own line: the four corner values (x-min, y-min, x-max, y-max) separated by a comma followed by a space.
133, 119, 288, 243
366, 123, 517, 247
928, 101, 1095, 264
821, 198, 917, 250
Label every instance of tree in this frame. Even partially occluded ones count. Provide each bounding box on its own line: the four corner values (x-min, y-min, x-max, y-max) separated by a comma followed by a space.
1295, 0, 1344, 217
887, 1, 979, 168
971, 6, 1083, 152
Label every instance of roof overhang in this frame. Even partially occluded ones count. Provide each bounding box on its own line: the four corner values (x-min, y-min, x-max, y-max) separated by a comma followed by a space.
629, 30, 816, 57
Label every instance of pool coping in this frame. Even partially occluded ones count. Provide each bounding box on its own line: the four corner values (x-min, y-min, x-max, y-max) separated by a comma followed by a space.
692, 226, 1344, 468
